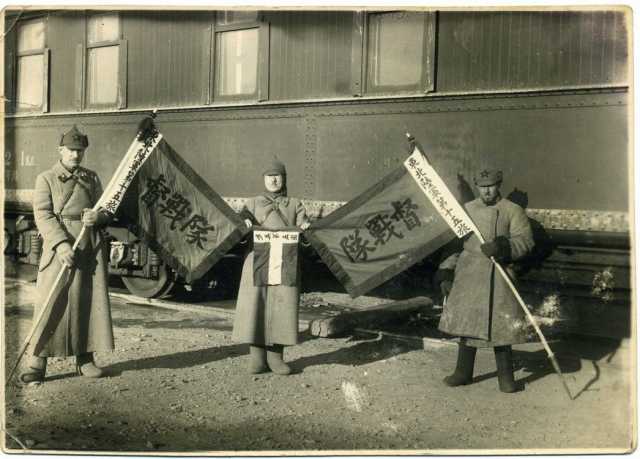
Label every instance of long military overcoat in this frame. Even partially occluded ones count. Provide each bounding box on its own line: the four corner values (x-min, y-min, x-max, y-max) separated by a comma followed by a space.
32, 161, 114, 357
438, 196, 534, 347
232, 194, 309, 346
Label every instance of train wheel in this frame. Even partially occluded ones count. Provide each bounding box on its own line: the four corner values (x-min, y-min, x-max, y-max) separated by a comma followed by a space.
121, 266, 175, 298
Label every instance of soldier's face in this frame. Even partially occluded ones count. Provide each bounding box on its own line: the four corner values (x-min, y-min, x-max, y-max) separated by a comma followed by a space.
59, 146, 85, 169
477, 183, 500, 204
264, 174, 284, 192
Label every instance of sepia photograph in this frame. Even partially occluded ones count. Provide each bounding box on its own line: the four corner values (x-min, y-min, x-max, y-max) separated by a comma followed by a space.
1, 4, 635, 455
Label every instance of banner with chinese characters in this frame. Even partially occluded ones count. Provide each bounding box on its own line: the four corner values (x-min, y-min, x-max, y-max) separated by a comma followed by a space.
404, 147, 477, 238
305, 151, 463, 298
123, 138, 251, 283
96, 130, 163, 214
253, 229, 300, 286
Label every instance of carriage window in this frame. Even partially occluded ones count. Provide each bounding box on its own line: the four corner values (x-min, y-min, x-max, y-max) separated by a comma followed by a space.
363, 11, 436, 94
83, 13, 127, 109
212, 11, 267, 102
15, 18, 49, 112
216, 28, 259, 97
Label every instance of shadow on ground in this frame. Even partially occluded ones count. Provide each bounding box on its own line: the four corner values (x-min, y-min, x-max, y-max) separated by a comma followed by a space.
465, 335, 624, 399
292, 334, 422, 372
106, 344, 245, 375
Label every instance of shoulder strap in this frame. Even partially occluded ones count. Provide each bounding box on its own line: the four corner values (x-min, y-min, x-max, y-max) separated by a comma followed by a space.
272, 206, 291, 227
56, 179, 79, 217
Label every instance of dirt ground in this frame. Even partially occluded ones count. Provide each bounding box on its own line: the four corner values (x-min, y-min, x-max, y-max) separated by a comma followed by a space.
2, 278, 635, 455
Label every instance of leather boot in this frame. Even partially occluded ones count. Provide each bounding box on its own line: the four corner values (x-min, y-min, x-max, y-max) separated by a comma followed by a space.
19, 356, 46, 384
76, 353, 105, 378
266, 344, 292, 375
443, 344, 476, 387
494, 345, 522, 393
249, 345, 269, 374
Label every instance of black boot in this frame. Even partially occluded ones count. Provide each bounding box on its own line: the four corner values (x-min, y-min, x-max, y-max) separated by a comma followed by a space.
248, 345, 269, 374
266, 344, 292, 375
443, 344, 476, 386
494, 345, 522, 393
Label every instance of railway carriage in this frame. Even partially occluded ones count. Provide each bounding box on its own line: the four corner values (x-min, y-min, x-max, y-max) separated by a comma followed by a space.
3, 8, 631, 337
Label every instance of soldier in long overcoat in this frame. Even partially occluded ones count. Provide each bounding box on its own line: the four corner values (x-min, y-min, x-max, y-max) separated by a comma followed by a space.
20, 126, 114, 384
434, 167, 534, 393
232, 160, 310, 375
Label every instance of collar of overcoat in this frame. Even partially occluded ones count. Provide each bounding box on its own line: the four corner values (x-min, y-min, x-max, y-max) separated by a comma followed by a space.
54, 161, 91, 183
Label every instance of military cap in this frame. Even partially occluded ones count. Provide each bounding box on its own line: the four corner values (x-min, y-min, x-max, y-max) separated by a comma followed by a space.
263, 159, 286, 176
60, 125, 89, 150
474, 167, 503, 186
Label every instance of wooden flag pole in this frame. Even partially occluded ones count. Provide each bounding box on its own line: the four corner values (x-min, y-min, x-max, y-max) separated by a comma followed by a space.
7, 112, 159, 386
406, 133, 573, 400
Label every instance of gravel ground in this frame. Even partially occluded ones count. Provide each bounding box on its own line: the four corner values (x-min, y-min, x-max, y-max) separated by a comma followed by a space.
3, 280, 635, 454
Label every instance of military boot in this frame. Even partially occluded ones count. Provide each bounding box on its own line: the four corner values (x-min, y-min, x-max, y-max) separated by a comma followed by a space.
266, 344, 292, 375
76, 353, 106, 378
19, 356, 46, 385
249, 345, 269, 374
494, 345, 522, 393
443, 343, 476, 387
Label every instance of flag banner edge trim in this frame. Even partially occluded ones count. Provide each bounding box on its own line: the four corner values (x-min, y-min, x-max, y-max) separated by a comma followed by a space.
308, 165, 407, 229
156, 136, 252, 281
132, 224, 249, 284
158, 139, 250, 230
303, 230, 355, 294
126, 135, 251, 283
306, 227, 455, 298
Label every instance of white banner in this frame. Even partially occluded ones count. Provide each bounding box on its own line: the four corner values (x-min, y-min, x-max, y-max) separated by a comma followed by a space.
95, 132, 164, 214
404, 147, 478, 238
253, 231, 300, 244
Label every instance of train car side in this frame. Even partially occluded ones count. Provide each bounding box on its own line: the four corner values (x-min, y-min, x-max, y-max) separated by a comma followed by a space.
3, 9, 631, 337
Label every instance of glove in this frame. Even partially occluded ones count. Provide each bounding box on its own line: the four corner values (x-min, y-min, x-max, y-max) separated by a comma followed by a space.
55, 242, 75, 267
434, 269, 454, 296
81, 208, 98, 227
480, 236, 511, 262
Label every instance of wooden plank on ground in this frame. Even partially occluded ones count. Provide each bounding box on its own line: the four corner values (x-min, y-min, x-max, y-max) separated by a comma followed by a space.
309, 296, 434, 338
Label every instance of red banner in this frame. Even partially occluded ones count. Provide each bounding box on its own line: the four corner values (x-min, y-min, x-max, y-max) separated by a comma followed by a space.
122, 137, 250, 283
305, 149, 462, 298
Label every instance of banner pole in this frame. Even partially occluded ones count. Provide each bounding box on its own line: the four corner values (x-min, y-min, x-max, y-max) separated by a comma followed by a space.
6, 234, 82, 386
491, 259, 574, 399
